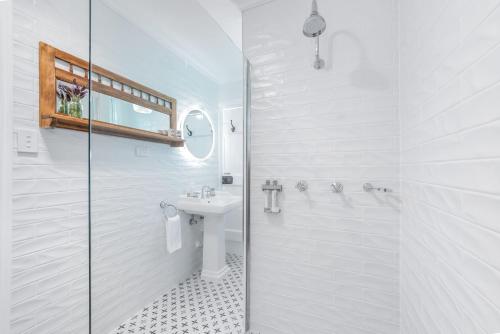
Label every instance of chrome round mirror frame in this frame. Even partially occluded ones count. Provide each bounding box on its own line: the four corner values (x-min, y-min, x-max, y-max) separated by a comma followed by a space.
181, 109, 215, 161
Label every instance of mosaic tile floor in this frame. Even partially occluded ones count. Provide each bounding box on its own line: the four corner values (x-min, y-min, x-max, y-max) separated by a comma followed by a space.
110, 253, 244, 334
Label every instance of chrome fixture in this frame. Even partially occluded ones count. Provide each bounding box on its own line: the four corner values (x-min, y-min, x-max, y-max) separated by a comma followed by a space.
331, 182, 343, 193
262, 180, 283, 214
160, 201, 178, 217
295, 180, 309, 192
262, 180, 283, 192
201, 186, 216, 199
303, 0, 326, 70
189, 214, 203, 225
187, 191, 201, 198
201, 186, 210, 199
230, 120, 236, 133
363, 183, 392, 193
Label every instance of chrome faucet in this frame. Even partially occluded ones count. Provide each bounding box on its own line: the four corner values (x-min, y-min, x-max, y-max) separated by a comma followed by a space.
201, 186, 215, 199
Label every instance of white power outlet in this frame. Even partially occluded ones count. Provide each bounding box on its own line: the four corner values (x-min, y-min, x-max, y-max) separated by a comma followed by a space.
17, 129, 38, 153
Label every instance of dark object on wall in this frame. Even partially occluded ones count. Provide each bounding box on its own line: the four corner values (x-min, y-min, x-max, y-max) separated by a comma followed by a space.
222, 175, 234, 185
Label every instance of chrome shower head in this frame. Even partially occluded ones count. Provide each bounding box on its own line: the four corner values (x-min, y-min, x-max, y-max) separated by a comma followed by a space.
303, 0, 326, 70
303, 0, 326, 38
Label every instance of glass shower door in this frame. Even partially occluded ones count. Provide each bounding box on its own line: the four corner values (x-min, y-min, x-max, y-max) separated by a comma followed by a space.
89, 1, 248, 333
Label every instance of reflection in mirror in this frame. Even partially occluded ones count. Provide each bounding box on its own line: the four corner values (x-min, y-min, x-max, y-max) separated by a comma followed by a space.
92, 91, 171, 133
182, 109, 214, 160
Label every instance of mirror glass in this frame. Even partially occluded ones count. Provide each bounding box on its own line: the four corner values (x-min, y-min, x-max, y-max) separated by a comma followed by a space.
56, 80, 171, 134
92, 91, 171, 133
183, 109, 214, 159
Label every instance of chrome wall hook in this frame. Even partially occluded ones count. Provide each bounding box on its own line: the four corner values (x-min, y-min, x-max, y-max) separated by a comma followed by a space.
185, 124, 193, 136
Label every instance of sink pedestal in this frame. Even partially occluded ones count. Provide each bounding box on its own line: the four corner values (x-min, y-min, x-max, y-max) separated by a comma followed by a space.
201, 214, 229, 280
176, 192, 242, 281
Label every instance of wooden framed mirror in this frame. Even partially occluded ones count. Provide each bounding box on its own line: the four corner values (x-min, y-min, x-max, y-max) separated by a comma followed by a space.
39, 42, 183, 146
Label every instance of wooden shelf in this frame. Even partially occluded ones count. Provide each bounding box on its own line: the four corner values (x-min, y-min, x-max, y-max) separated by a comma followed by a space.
39, 42, 182, 147
48, 113, 184, 146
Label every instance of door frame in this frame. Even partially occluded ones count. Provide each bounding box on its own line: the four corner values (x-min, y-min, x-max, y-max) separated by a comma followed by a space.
0, 0, 13, 333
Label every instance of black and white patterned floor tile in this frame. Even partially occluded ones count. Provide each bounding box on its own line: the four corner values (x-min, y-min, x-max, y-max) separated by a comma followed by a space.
110, 253, 244, 334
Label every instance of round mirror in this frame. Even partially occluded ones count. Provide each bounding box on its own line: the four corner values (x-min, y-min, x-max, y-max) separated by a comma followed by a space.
182, 109, 214, 160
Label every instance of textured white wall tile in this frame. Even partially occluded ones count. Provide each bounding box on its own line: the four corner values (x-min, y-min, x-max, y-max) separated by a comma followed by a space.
243, 0, 400, 333
400, 0, 500, 333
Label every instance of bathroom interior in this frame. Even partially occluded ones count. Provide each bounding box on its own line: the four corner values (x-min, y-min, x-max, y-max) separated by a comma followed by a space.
0, 0, 500, 333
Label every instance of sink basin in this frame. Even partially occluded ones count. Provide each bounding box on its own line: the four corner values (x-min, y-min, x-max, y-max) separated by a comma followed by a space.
177, 192, 241, 215
177, 191, 242, 280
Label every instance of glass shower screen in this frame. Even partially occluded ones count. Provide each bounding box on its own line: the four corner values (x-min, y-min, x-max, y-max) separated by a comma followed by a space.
89, 1, 248, 333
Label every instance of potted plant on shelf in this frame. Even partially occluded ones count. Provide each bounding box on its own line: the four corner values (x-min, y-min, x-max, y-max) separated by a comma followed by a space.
56, 85, 70, 115
57, 79, 88, 118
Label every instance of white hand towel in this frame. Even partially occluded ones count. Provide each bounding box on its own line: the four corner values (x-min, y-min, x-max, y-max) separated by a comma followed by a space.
165, 214, 182, 254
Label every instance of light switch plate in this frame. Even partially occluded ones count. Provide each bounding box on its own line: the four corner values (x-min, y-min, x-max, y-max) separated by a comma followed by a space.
17, 129, 38, 153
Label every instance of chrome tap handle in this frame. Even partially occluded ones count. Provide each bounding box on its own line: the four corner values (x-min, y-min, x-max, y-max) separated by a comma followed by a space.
201, 185, 211, 199
331, 182, 343, 193
295, 180, 308, 192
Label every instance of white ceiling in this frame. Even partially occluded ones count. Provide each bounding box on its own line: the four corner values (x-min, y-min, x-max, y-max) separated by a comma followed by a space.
101, 0, 243, 85
197, 0, 242, 49
230, 0, 276, 11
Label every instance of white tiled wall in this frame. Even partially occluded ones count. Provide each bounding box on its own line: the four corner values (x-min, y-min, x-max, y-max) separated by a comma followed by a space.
243, 1, 400, 333
10, 1, 224, 333
399, 1, 500, 333
11, 2, 90, 333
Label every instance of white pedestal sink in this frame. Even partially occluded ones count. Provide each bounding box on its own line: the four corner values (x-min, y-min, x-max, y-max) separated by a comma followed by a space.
177, 192, 242, 280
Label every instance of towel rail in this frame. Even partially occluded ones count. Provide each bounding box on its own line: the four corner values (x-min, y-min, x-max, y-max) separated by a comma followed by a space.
160, 201, 178, 218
